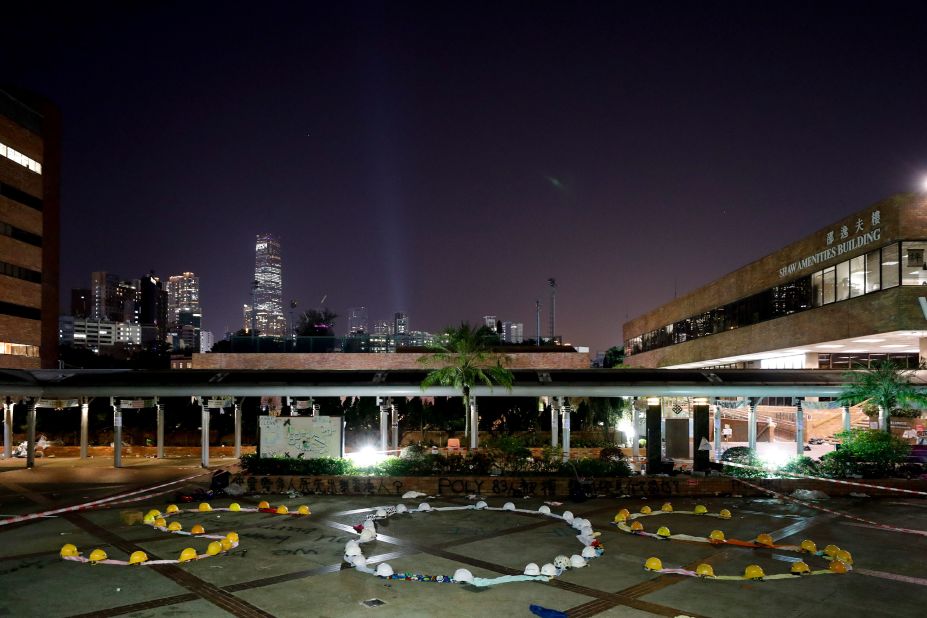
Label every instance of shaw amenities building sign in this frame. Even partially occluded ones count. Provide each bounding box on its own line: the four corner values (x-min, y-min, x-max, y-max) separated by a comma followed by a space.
779, 209, 882, 278
258, 416, 343, 459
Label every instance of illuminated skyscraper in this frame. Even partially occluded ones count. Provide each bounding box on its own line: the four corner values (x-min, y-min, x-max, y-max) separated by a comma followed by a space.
166, 272, 199, 329
253, 233, 286, 336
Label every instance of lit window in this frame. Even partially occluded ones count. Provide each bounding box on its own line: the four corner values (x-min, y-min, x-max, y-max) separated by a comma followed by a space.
0, 141, 42, 175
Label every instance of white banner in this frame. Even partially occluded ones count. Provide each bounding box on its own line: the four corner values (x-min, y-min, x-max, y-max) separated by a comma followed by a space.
119, 399, 153, 409
36, 399, 79, 409
258, 415, 342, 459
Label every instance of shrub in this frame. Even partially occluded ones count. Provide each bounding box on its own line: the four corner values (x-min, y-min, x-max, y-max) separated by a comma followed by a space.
720, 446, 766, 478
820, 429, 911, 478
239, 454, 355, 476
569, 457, 631, 478
598, 446, 624, 461
778, 456, 820, 477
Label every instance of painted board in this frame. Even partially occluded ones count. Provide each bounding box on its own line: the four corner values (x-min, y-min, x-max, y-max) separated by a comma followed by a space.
258, 415, 343, 459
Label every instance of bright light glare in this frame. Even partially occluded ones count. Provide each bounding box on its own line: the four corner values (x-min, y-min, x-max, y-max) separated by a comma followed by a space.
347, 446, 387, 468
758, 447, 792, 469
618, 418, 635, 439
922, 176, 927, 192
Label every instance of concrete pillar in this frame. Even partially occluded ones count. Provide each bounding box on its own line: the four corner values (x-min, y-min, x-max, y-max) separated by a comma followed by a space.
378, 397, 389, 452
693, 400, 710, 472
391, 401, 399, 453
80, 400, 89, 459
561, 399, 571, 462
712, 398, 722, 461
795, 398, 805, 457
155, 399, 164, 459
645, 398, 662, 474
3, 399, 13, 459
631, 399, 640, 460
842, 405, 851, 434
550, 396, 559, 448
111, 398, 122, 468
233, 401, 242, 459
804, 352, 820, 369
200, 400, 210, 468
748, 397, 758, 450
878, 405, 889, 433
26, 399, 36, 469
470, 397, 479, 450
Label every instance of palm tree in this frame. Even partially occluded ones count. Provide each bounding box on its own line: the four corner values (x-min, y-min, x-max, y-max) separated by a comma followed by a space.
419, 323, 514, 448
838, 361, 927, 433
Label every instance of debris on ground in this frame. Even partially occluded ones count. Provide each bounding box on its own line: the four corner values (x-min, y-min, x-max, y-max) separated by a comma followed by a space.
225, 483, 245, 496
402, 491, 427, 499
849, 492, 870, 498
790, 489, 829, 500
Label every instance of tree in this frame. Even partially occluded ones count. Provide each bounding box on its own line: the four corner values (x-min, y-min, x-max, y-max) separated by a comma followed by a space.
838, 361, 927, 433
419, 322, 514, 448
296, 309, 338, 336
602, 346, 625, 368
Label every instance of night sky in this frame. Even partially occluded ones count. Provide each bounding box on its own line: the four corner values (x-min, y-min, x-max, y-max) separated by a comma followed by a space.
5, 1, 927, 353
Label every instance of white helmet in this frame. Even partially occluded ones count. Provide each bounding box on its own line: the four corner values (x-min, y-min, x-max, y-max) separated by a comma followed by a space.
502, 502, 516, 511
351, 555, 368, 568
524, 563, 540, 576
396, 504, 408, 514
475, 501, 488, 509
375, 508, 388, 518
538, 505, 551, 514
344, 541, 362, 556
572, 518, 588, 530
554, 555, 571, 569
376, 563, 394, 577
570, 554, 587, 568
453, 568, 474, 583
540, 563, 557, 577
418, 502, 432, 511
358, 527, 377, 542
579, 525, 594, 538
581, 545, 597, 559
562, 511, 574, 523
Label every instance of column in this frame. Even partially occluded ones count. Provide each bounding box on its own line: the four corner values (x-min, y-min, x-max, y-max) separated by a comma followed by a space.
80, 400, 89, 459
391, 401, 399, 453
233, 400, 242, 459
879, 405, 889, 433
200, 399, 210, 468
645, 397, 662, 474
747, 397, 758, 451
470, 397, 479, 450
26, 399, 36, 469
112, 398, 122, 468
550, 396, 559, 448
712, 398, 722, 462
842, 404, 851, 434
693, 398, 710, 472
631, 399, 640, 460
378, 397, 389, 453
3, 399, 12, 459
561, 399, 571, 462
795, 398, 805, 457
155, 398, 164, 459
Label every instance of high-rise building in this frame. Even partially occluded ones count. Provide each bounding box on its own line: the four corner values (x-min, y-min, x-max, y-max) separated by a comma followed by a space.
253, 234, 285, 336
242, 304, 252, 332
347, 306, 368, 334
199, 330, 214, 353
138, 273, 168, 349
394, 312, 408, 335
502, 321, 524, 344
167, 272, 200, 350
483, 315, 497, 330
91, 272, 138, 323
372, 320, 393, 336
0, 89, 59, 369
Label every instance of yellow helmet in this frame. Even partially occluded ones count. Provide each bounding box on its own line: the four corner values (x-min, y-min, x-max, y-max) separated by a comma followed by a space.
743, 564, 765, 580
640, 505, 652, 514
191, 524, 205, 535
755, 533, 774, 546
143, 510, 160, 524
220, 538, 234, 552
661, 503, 673, 512
695, 563, 715, 577
835, 549, 853, 565
206, 541, 222, 556
178, 547, 198, 563
829, 560, 848, 574
129, 551, 148, 565
229, 502, 241, 512
614, 512, 628, 523
168, 521, 182, 532
616, 508, 630, 520
824, 544, 840, 558
226, 532, 240, 544
198, 503, 212, 512
644, 557, 663, 571
709, 530, 725, 543
60, 543, 79, 558
258, 500, 270, 509
790, 561, 810, 575
166, 504, 180, 514
88, 549, 108, 564
693, 505, 708, 515
656, 526, 671, 538
718, 509, 732, 519
154, 517, 166, 528
630, 521, 644, 532
276, 505, 289, 514
800, 539, 817, 553
297, 505, 310, 516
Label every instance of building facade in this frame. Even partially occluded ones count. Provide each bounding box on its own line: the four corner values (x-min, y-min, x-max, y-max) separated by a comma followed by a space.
59, 316, 142, 351
623, 193, 927, 369
347, 306, 368, 334
0, 89, 59, 369
252, 234, 285, 336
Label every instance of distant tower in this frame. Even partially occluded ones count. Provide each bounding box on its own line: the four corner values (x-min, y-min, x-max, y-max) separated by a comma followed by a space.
394, 312, 409, 335
482, 315, 497, 330
253, 234, 285, 336
167, 272, 200, 349
348, 307, 368, 334
547, 278, 557, 341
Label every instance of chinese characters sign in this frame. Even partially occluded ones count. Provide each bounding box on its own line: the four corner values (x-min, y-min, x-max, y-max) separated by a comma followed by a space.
258, 415, 343, 459
778, 209, 882, 278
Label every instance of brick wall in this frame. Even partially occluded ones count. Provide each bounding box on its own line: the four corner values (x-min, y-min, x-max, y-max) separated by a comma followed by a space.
192, 351, 590, 370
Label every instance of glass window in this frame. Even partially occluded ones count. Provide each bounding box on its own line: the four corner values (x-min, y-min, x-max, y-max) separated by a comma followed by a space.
836, 260, 851, 301
865, 249, 881, 293
822, 266, 836, 304
849, 255, 865, 297
882, 243, 900, 289
811, 271, 823, 307
901, 241, 927, 285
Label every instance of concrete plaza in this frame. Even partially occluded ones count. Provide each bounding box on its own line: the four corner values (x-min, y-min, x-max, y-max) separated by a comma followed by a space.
1, 459, 926, 617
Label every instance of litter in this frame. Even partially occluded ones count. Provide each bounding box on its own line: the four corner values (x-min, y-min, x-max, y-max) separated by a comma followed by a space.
790, 489, 829, 500
402, 491, 427, 499
849, 492, 869, 498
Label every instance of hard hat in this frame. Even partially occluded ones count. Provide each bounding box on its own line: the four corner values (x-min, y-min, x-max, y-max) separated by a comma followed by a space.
226, 532, 239, 544
60, 544, 79, 558
616, 508, 630, 519
693, 505, 708, 515
418, 502, 432, 511
524, 563, 540, 576
562, 510, 574, 523
829, 560, 848, 574
168, 521, 182, 531
644, 557, 663, 571
743, 564, 765, 580
344, 541, 362, 556
178, 547, 198, 563
755, 533, 774, 546
539, 505, 551, 514
166, 504, 180, 514
453, 568, 474, 583
630, 521, 644, 532
823, 544, 840, 558
359, 527, 377, 542
376, 563, 394, 577
351, 555, 367, 568
554, 555, 571, 569
579, 525, 594, 538
129, 550, 148, 565
89, 549, 108, 563
258, 500, 270, 509
474, 501, 487, 509
790, 561, 810, 575
709, 530, 725, 543
696, 563, 715, 577
154, 517, 166, 528
206, 542, 222, 556
502, 502, 516, 511
143, 510, 159, 523
570, 555, 587, 568
572, 517, 587, 530
297, 505, 310, 516
198, 503, 212, 512
191, 524, 205, 535
661, 502, 673, 512
614, 512, 628, 523
374, 508, 387, 517
835, 549, 853, 565
656, 526, 671, 538
540, 563, 557, 577
719, 509, 732, 519
229, 503, 241, 512
640, 505, 652, 514
220, 538, 233, 552
396, 504, 408, 513
276, 505, 289, 514
800, 539, 817, 553
582, 546, 598, 559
